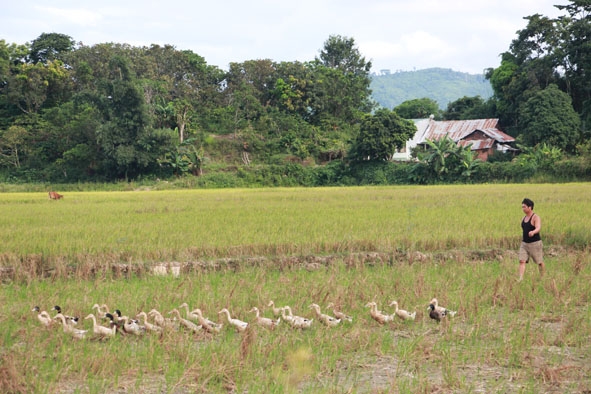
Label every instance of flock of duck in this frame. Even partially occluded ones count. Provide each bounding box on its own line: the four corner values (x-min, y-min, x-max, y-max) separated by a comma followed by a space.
31, 298, 457, 340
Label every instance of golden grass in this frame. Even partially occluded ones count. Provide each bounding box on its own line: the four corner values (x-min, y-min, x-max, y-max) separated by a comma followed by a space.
2, 250, 591, 392
1, 183, 591, 392
0, 183, 589, 273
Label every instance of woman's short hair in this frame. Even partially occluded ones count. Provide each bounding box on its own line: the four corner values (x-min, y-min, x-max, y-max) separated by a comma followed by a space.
522, 198, 534, 209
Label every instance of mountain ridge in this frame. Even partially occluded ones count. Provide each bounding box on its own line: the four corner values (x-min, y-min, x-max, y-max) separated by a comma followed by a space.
370, 67, 493, 110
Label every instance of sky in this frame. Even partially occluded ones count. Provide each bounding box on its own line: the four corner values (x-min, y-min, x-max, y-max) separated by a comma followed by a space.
1, 0, 569, 75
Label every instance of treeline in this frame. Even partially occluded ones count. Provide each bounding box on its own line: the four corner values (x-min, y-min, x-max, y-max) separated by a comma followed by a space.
0, 0, 590, 186
0, 34, 375, 182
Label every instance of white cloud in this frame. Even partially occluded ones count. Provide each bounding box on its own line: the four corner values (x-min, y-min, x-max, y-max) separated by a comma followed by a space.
34, 6, 103, 26
1, 0, 572, 74
400, 31, 454, 57
360, 40, 404, 60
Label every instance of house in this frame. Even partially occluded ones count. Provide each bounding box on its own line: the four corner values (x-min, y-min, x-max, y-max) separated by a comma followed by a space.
392, 116, 516, 161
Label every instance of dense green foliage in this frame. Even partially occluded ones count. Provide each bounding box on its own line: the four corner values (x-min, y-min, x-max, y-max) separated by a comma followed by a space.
486, 2, 591, 140
518, 84, 581, 152
443, 96, 497, 120
350, 109, 416, 161
0, 35, 375, 182
0, 1, 589, 186
393, 97, 442, 119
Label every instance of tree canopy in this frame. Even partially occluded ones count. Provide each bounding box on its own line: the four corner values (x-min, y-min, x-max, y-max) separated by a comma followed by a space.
0, 1, 589, 184
518, 84, 581, 152
351, 108, 416, 161
486, 1, 589, 143
394, 98, 440, 119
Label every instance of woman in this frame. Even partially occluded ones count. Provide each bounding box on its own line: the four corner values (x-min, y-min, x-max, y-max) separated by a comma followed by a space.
518, 198, 545, 281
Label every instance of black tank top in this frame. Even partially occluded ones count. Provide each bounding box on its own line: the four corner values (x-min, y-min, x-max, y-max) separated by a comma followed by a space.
522, 214, 541, 243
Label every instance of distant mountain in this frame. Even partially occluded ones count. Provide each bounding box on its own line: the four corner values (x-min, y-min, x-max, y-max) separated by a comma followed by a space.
370, 67, 493, 110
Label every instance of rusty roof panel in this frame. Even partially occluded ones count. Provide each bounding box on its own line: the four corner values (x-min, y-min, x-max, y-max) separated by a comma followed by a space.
478, 128, 515, 143
420, 119, 515, 144
458, 139, 494, 150
424, 119, 497, 141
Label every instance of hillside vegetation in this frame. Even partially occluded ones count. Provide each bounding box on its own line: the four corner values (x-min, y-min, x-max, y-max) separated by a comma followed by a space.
2, 0, 590, 185
371, 68, 493, 110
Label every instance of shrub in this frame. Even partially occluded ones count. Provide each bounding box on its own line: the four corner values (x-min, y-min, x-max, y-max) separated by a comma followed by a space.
550, 157, 591, 181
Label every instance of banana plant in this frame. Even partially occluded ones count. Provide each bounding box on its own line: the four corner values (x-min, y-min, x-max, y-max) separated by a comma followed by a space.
422, 136, 458, 179
158, 138, 203, 176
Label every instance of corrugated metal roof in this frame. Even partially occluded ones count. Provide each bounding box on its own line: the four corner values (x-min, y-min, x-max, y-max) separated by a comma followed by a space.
420, 119, 514, 143
477, 128, 515, 143
458, 139, 494, 150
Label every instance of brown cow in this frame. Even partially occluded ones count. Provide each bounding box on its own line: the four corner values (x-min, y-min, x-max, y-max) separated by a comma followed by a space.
48, 191, 64, 200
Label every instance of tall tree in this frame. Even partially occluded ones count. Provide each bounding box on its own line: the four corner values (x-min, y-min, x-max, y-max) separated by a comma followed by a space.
518, 84, 581, 152
318, 35, 371, 73
310, 35, 373, 126
486, 13, 561, 136
351, 108, 416, 161
487, 2, 591, 141
6, 62, 49, 114
223, 60, 274, 135
555, 1, 591, 130
29, 33, 75, 64
96, 55, 175, 179
271, 61, 314, 120
0, 41, 30, 127
0, 125, 27, 168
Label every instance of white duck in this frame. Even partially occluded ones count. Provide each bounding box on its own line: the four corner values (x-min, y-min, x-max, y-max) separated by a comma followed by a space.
148, 308, 177, 329
218, 308, 248, 332
54, 313, 87, 339
113, 309, 130, 324
85, 314, 116, 338
249, 307, 280, 330
267, 300, 283, 318
178, 303, 201, 323
91, 304, 110, 320
429, 298, 457, 317
148, 309, 165, 327
281, 306, 313, 329
169, 309, 202, 333
365, 302, 394, 325
388, 301, 416, 321
122, 317, 144, 336
135, 312, 163, 333
309, 304, 340, 327
52, 305, 79, 326
32, 306, 53, 327
189, 308, 218, 327
190, 308, 223, 333
326, 302, 353, 323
